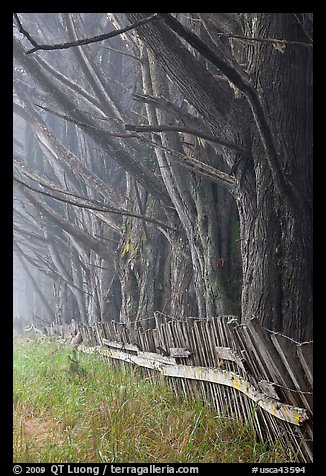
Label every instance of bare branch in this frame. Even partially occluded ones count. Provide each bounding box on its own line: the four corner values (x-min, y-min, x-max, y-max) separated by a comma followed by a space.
132, 93, 203, 128
125, 123, 250, 156
13, 176, 178, 233
121, 126, 236, 189
14, 13, 159, 54
34, 103, 236, 188
292, 13, 313, 43
159, 13, 299, 208
13, 13, 39, 48
31, 104, 233, 190
35, 103, 138, 139
214, 31, 313, 48
14, 178, 114, 264
103, 45, 142, 62
13, 37, 171, 205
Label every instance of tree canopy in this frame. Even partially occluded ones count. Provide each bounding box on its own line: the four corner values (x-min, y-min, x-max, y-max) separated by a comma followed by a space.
13, 13, 313, 340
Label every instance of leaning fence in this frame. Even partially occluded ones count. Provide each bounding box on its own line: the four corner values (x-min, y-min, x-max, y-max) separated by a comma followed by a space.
46, 313, 313, 463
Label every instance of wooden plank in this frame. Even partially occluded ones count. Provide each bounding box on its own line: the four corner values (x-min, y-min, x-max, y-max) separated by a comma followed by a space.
258, 380, 281, 400
145, 328, 156, 352
200, 320, 220, 409
205, 320, 225, 414
226, 319, 257, 427
101, 338, 139, 353
177, 320, 197, 400
215, 317, 240, 419
85, 326, 92, 346
78, 344, 309, 426
102, 322, 109, 340
232, 324, 261, 380
169, 347, 192, 358
138, 325, 146, 352
245, 319, 303, 408
91, 326, 98, 346
94, 324, 103, 346
138, 351, 177, 366
297, 342, 313, 387
221, 317, 246, 421
192, 320, 210, 402
173, 320, 190, 397
214, 346, 246, 370
158, 322, 169, 356
210, 318, 232, 414
162, 367, 309, 427
237, 324, 299, 449
79, 324, 88, 344
270, 333, 313, 413
244, 319, 313, 461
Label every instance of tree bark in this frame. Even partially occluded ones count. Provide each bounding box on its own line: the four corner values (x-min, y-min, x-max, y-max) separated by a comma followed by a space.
242, 13, 313, 340
126, 13, 312, 340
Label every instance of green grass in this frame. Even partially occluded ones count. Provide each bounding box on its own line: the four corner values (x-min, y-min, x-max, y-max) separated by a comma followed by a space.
13, 338, 292, 463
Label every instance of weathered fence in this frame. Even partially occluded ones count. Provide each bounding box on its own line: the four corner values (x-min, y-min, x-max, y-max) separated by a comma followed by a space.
47, 314, 313, 463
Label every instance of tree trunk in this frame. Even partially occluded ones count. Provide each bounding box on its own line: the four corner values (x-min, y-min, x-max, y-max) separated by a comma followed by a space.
240, 13, 313, 340
126, 13, 312, 340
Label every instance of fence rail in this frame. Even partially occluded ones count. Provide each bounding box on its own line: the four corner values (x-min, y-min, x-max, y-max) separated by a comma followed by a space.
46, 314, 313, 463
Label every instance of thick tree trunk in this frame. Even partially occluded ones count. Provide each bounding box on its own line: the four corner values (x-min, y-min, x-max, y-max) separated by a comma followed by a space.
240, 13, 313, 340
145, 48, 240, 318
127, 13, 312, 340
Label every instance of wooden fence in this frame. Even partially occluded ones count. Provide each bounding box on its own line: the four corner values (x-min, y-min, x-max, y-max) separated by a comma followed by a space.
46, 314, 313, 463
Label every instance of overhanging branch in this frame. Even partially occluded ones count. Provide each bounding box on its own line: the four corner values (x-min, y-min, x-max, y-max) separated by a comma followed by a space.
212, 31, 313, 49
33, 104, 235, 189
125, 123, 250, 156
158, 13, 299, 207
14, 13, 159, 54
13, 176, 178, 233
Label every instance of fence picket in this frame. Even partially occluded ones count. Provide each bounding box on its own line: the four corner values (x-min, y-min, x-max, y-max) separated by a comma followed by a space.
45, 314, 313, 462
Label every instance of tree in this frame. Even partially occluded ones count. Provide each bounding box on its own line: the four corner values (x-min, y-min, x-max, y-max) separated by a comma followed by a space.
13, 13, 312, 341
124, 12, 313, 340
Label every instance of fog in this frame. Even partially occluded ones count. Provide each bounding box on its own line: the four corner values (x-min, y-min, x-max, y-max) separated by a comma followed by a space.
13, 13, 132, 332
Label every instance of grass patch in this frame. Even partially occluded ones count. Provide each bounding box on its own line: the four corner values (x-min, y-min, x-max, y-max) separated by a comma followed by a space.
14, 338, 292, 463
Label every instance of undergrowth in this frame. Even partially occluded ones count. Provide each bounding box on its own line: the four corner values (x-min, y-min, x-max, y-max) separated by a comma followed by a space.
13, 338, 293, 463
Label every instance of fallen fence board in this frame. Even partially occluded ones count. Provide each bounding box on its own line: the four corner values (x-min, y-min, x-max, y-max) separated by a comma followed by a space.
169, 347, 193, 358
214, 345, 246, 370
79, 344, 309, 426
257, 380, 281, 400
101, 338, 139, 353
297, 342, 313, 387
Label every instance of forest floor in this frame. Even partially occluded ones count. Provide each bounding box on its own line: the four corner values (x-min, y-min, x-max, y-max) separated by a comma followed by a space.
13, 338, 293, 463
